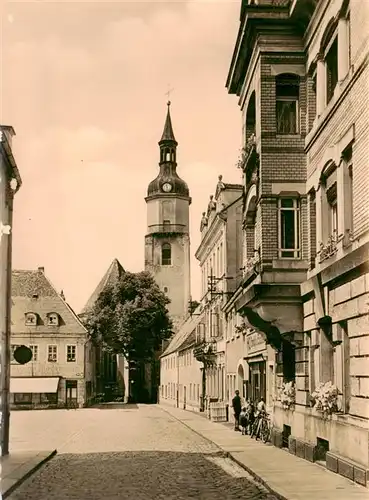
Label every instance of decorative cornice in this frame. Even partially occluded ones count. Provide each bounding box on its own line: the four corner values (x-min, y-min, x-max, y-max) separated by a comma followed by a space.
195, 215, 225, 262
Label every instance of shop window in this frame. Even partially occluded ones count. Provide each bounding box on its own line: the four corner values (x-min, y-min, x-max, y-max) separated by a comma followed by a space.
40, 393, 58, 405
276, 74, 300, 135
282, 341, 296, 383
14, 393, 32, 404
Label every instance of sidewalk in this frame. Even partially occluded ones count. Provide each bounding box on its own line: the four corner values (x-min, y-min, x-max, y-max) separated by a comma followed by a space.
1, 450, 56, 498
160, 404, 368, 500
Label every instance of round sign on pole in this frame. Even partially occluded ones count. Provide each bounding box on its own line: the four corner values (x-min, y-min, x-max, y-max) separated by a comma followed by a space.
14, 345, 33, 365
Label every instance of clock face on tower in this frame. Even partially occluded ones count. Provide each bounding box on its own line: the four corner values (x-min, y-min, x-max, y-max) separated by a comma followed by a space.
162, 182, 173, 193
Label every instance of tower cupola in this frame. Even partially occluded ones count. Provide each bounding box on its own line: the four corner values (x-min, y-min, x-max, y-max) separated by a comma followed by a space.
147, 101, 190, 199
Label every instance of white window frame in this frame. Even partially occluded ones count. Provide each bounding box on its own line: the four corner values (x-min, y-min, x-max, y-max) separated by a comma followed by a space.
276, 97, 299, 135
48, 344, 58, 362
30, 344, 38, 362
25, 313, 37, 326
47, 313, 59, 326
324, 33, 339, 105
66, 345, 77, 363
278, 198, 301, 259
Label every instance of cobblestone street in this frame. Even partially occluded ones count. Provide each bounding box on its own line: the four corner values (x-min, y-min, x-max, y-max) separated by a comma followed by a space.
9, 405, 277, 499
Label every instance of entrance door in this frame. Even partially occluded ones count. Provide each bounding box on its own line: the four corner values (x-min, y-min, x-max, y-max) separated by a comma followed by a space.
183, 386, 186, 410
65, 380, 78, 408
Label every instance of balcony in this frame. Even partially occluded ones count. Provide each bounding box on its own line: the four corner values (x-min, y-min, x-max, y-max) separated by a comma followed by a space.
193, 341, 217, 367
318, 230, 341, 263
148, 224, 186, 235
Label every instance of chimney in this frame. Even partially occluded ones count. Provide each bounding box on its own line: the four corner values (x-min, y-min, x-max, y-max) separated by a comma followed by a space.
38, 266, 44, 273
60, 290, 65, 300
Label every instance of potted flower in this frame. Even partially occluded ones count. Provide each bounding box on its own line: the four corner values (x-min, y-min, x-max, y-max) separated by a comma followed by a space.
279, 381, 295, 410
311, 381, 339, 418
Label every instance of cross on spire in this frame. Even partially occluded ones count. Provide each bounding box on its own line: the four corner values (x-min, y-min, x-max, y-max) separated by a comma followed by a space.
165, 85, 174, 105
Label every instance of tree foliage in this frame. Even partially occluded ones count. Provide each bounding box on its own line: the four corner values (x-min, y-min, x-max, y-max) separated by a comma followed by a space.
84, 271, 173, 361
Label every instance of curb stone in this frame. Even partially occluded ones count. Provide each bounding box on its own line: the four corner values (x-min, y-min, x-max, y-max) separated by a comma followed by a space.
3, 450, 57, 499
160, 406, 286, 500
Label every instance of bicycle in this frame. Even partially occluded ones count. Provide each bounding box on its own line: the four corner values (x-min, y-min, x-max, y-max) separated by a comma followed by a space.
251, 411, 271, 443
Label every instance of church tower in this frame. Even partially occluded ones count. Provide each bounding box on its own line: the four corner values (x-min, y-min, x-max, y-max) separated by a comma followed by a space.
145, 101, 191, 331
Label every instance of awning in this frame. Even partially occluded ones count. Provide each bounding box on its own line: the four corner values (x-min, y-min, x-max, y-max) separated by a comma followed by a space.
10, 377, 60, 394
244, 354, 266, 364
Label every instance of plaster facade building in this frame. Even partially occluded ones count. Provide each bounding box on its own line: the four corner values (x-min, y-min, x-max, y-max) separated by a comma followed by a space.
195, 178, 243, 409
160, 310, 203, 412
160, 178, 244, 412
10, 267, 96, 409
0, 126, 22, 455
80, 258, 127, 402
145, 101, 191, 333
225, 0, 369, 485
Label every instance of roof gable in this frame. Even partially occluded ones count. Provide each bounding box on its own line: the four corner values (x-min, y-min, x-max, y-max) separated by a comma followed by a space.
11, 269, 87, 335
81, 258, 125, 315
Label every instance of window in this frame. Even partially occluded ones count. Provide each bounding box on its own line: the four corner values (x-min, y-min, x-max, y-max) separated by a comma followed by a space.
161, 243, 171, 265
25, 313, 37, 326
48, 345, 57, 362
11, 345, 20, 363
276, 74, 300, 135
278, 198, 300, 258
67, 345, 77, 362
47, 313, 59, 326
14, 393, 32, 404
40, 393, 58, 405
326, 37, 338, 104
163, 219, 170, 225
30, 345, 38, 362
163, 286, 168, 293
326, 182, 338, 237
342, 147, 353, 240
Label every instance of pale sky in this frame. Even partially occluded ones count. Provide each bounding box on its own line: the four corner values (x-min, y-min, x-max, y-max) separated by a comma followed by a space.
2, 0, 243, 313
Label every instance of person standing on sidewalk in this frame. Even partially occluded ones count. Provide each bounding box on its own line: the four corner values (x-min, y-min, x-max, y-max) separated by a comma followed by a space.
231, 390, 242, 431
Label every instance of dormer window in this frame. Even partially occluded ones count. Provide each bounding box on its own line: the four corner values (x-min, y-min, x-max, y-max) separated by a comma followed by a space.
25, 313, 37, 326
47, 313, 59, 326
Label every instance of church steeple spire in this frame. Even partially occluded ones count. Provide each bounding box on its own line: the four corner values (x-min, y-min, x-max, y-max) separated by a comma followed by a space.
159, 101, 177, 165
159, 101, 177, 144
147, 100, 190, 200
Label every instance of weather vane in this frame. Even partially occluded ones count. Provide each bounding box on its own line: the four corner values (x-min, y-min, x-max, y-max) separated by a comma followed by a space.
165, 85, 174, 105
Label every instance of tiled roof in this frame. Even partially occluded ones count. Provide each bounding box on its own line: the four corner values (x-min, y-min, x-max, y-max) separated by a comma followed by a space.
80, 258, 125, 315
161, 306, 203, 357
178, 330, 196, 351
11, 269, 87, 335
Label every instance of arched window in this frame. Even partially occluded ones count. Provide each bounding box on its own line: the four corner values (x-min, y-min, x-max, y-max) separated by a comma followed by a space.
245, 91, 256, 141
162, 243, 171, 265
276, 73, 300, 135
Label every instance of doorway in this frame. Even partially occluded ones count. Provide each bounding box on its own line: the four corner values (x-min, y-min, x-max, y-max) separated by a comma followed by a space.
66, 380, 78, 408
237, 364, 245, 398
183, 386, 186, 410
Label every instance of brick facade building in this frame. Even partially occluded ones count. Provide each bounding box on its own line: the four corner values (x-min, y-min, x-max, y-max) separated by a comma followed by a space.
225, 0, 369, 484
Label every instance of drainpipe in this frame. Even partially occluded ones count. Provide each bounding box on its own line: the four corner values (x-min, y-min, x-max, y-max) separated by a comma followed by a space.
2, 189, 14, 456
177, 352, 179, 408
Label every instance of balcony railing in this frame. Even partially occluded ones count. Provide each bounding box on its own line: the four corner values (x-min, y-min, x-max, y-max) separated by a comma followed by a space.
242, 252, 260, 275
148, 224, 186, 235
319, 230, 341, 263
